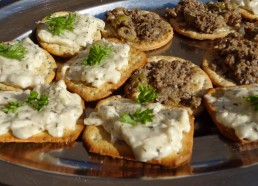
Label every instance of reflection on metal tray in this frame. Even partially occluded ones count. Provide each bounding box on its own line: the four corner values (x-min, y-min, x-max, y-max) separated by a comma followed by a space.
0, 0, 258, 185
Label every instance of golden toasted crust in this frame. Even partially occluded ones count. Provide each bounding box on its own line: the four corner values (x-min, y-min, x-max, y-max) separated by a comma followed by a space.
124, 55, 213, 116
56, 38, 146, 102
82, 96, 194, 167
204, 85, 258, 144
0, 48, 57, 91
202, 51, 237, 87
168, 18, 231, 40
0, 118, 84, 143
104, 10, 173, 51
36, 12, 102, 58
240, 8, 258, 21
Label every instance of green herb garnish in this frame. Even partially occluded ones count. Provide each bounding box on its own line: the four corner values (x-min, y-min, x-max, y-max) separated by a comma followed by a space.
2, 102, 23, 113
26, 91, 49, 111
44, 13, 76, 35
245, 95, 258, 111
136, 84, 158, 104
82, 44, 112, 66
119, 108, 154, 125
0, 42, 26, 61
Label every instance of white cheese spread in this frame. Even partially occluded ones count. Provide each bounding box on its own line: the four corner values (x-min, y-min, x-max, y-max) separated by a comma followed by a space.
84, 97, 191, 162
0, 37, 52, 89
205, 85, 258, 140
64, 39, 130, 87
232, 0, 258, 14
37, 13, 105, 51
0, 80, 83, 139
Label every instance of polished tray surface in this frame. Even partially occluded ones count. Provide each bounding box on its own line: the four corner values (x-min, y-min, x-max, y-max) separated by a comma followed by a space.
0, 0, 258, 185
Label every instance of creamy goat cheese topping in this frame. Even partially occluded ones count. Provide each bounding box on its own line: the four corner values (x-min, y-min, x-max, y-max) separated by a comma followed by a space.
37, 13, 105, 50
232, 0, 258, 14
84, 97, 191, 162
0, 80, 83, 139
0, 37, 51, 89
205, 85, 258, 140
64, 39, 130, 87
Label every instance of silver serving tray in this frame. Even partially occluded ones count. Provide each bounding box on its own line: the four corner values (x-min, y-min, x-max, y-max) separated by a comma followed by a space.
0, 0, 258, 185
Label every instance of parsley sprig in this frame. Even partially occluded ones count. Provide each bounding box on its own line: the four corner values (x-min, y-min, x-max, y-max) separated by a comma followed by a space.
0, 42, 26, 61
136, 84, 157, 104
82, 44, 112, 66
26, 91, 49, 111
2, 91, 49, 113
44, 13, 76, 35
245, 95, 258, 111
119, 108, 154, 126
2, 102, 23, 113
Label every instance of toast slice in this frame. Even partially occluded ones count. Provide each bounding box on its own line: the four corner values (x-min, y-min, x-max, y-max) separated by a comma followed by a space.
124, 56, 213, 116
83, 96, 194, 167
0, 37, 57, 91
204, 84, 258, 144
104, 8, 173, 51
0, 80, 84, 143
56, 38, 146, 102
36, 11, 105, 57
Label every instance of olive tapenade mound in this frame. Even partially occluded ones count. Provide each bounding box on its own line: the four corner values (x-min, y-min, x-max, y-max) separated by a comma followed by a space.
165, 0, 242, 40
124, 56, 213, 116
36, 11, 105, 57
105, 7, 174, 51
0, 80, 85, 143
56, 38, 146, 102
204, 84, 258, 144
0, 37, 57, 91
243, 21, 258, 41
83, 96, 194, 167
202, 34, 258, 87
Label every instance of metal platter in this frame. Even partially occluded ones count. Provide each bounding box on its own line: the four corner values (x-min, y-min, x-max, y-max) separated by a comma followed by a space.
0, 0, 258, 185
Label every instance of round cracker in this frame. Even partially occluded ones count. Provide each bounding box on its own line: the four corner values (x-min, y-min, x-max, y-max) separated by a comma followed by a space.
0, 98, 85, 143
0, 48, 57, 91
204, 85, 258, 144
82, 96, 194, 167
36, 11, 103, 58
124, 55, 213, 116
202, 51, 237, 87
105, 10, 173, 51
56, 38, 146, 102
169, 18, 232, 40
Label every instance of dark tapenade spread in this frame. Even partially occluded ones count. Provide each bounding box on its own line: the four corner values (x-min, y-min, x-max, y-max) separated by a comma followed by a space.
125, 59, 204, 110
244, 21, 258, 41
106, 7, 171, 43
211, 35, 258, 85
165, 0, 241, 34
